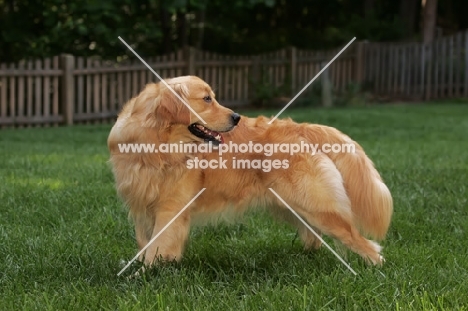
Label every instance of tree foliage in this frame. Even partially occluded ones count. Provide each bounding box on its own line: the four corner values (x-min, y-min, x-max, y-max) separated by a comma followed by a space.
0, 0, 466, 62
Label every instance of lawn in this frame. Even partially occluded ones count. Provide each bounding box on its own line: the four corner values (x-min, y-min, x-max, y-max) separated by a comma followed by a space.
1, 103, 467, 310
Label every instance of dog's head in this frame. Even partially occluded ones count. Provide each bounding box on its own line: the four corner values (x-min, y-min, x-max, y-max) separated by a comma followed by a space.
135, 76, 240, 145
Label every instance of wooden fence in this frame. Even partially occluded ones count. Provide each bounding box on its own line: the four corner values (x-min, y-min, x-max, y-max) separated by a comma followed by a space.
1, 29, 467, 127
363, 30, 468, 99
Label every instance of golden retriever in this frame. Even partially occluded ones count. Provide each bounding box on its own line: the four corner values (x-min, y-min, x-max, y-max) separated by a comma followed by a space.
108, 76, 393, 267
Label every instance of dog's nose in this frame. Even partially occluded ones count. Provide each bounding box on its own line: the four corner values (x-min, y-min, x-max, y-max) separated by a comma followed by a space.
231, 113, 241, 125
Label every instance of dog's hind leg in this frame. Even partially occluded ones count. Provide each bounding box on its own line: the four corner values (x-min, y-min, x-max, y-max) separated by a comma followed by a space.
305, 211, 383, 265
273, 154, 383, 265
298, 224, 322, 250
269, 207, 322, 250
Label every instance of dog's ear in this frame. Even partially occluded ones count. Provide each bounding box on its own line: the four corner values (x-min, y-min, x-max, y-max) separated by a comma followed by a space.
155, 83, 191, 126
131, 83, 159, 116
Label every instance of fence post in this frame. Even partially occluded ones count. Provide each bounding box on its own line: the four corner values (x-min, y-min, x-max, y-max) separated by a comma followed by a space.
424, 43, 432, 101
355, 41, 365, 84
185, 46, 196, 75
289, 46, 297, 95
249, 55, 261, 104
60, 54, 74, 125
321, 61, 333, 107
420, 43, 426, 98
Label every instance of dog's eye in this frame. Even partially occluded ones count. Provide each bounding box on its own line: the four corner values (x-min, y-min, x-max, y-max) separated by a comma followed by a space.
203, 96, 212, 103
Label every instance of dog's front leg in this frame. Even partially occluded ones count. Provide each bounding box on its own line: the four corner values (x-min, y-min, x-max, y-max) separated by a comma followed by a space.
142, 198, 192, 266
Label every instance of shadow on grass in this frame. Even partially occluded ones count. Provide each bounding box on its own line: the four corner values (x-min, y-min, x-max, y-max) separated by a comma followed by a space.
115, 235, 348, 286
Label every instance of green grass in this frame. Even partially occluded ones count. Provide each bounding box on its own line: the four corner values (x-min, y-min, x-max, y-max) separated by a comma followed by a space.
1, 103, 468, 310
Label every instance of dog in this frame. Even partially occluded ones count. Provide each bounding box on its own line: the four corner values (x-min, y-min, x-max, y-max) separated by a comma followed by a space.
108, 76, 393, 267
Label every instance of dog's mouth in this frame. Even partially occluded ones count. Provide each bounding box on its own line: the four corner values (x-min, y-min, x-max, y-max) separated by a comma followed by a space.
188, 124, 225, 145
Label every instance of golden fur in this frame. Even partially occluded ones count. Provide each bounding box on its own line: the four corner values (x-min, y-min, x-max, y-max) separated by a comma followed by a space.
108, 76, 393, 267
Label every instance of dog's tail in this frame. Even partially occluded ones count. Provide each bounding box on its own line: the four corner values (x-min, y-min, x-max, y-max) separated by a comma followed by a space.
305, 125, 393, 240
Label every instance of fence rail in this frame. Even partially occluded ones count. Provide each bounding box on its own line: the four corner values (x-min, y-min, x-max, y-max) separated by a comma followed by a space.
1, 29, 467, 127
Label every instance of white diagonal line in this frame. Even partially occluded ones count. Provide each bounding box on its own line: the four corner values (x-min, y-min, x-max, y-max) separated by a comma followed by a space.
268, 188, 357, 275
268, 37, 356, 124
118, 36, 207, 125
117, 188, 206, 276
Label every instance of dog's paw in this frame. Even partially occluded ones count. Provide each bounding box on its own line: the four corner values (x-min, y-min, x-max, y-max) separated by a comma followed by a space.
300, 229, 323, 251
119, 259, 127, 268
378, 255, 385, 265
367, 253, 385, 266
303, 239, 322, 251
118, 259, 146, 279
128, 266, 146, 279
